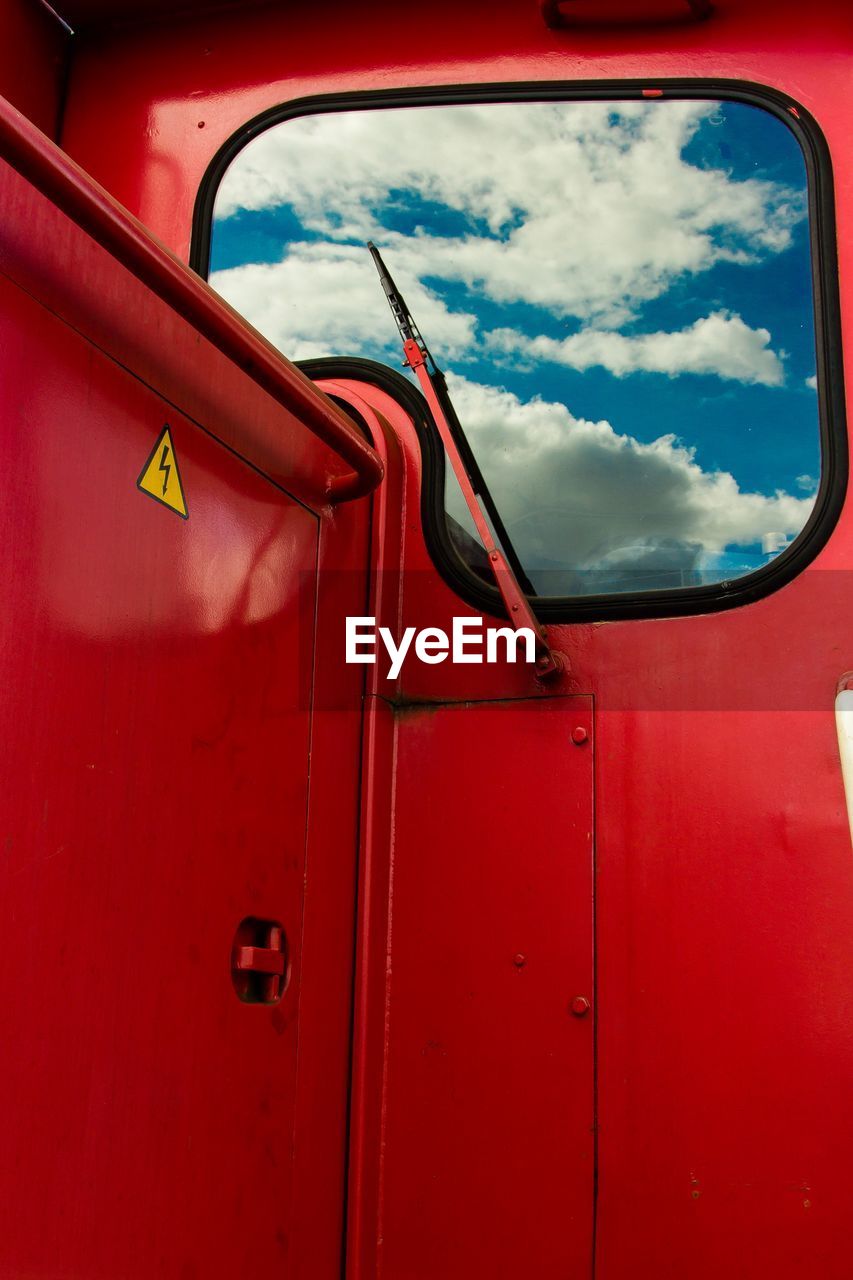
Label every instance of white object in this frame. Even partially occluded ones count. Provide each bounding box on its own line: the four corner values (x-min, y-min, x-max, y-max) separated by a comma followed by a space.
834, 687, 853, 845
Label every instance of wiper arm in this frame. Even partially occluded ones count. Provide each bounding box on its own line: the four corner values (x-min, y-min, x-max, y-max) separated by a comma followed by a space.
369, 243, 533, 594
368, 242, 564, 680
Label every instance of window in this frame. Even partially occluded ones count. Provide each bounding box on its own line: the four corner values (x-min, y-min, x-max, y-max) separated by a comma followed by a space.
202, 87, 841, 614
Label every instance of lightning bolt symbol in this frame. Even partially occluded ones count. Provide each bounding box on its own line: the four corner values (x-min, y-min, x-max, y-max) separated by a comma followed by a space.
158, 444, 171, 497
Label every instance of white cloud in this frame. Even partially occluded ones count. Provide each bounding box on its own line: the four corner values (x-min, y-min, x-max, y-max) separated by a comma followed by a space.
487, 312, 785, 385
208, 102, 812, 595
210, 242, 476, 362
214, 100, 804, 326
805, 374, 818, 390
444, 374, 813, 586
211, 244, 787, 388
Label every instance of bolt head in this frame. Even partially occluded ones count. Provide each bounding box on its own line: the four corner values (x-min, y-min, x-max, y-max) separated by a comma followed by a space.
571, 726, 588, 745
513, 953, 526, 968
571, 995, 590, 1017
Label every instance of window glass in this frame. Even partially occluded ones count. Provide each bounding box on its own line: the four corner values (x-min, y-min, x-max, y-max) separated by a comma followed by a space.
209, 97, 820, 598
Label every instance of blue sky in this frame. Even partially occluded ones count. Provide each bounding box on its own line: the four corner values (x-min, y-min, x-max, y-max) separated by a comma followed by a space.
209, 99, 819, 594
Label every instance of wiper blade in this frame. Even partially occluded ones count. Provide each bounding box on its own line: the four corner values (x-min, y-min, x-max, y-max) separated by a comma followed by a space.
368, 242, 564, 680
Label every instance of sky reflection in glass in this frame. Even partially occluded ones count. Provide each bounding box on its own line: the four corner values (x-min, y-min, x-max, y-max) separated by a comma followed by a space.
210, 99, 819, 597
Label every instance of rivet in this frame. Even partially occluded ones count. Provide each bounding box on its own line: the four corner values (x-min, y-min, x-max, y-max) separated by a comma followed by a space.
513, 953, 526, 968
571, 995, 590, 1016
571, 726, 588, 745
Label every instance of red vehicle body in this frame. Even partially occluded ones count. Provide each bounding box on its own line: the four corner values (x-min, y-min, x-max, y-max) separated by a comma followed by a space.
0, 1, 850, 1276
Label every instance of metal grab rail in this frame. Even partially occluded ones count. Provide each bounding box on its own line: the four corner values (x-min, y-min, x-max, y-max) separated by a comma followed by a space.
0, 95, 384, 503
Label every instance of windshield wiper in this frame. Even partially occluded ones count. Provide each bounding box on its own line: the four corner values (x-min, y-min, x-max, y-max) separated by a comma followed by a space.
368, 242, 564, 680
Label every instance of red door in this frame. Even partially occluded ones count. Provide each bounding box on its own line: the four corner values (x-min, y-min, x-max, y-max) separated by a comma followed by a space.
0, 248, 332, 1276
371, 697, 595, 1278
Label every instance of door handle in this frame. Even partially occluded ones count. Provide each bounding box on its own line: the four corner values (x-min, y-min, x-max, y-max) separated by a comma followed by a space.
231, 919, 288, 1003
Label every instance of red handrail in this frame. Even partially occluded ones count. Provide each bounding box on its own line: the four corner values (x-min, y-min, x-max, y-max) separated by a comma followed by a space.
0, 95, 384, 503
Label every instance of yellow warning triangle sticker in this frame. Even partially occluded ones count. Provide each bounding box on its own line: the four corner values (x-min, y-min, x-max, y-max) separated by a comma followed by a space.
137, 425, 188, 519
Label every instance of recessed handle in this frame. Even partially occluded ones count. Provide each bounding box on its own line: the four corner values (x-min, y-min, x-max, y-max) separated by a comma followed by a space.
231, 919, 288, 1003
234, 942, 285, 976
541, 0, 712, 26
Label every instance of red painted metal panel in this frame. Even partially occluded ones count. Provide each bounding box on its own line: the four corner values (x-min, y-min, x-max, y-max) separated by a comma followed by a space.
332, 365, 853, 1278
0, 121, 377, 1272
58, 0, 852, 263
372, 698, 595, 1278
55, 0, 260, 30
0, 95, 383, 501
0, 0, 68, 138
594, 707, 853, 1279
4, 2, 853, 1276
288, 483, 375, 1279
0, 159, 373, 514
0, 118, 375, 1274
346, 694, 398, 1279
0, 268, 319, 1274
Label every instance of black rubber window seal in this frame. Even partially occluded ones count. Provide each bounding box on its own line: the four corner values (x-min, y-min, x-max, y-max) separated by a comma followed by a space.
191, 78, 847, 625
